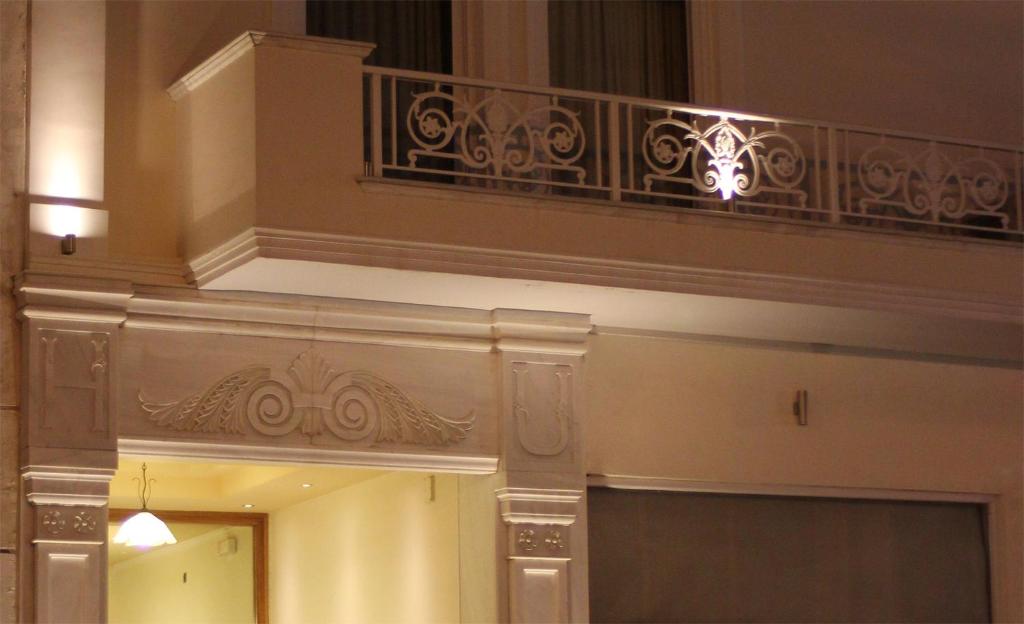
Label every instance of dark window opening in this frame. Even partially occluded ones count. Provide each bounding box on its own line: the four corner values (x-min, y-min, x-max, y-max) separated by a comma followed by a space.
307, 0, 452, 74
548, 0, 689, 102
588, 487, 992, 623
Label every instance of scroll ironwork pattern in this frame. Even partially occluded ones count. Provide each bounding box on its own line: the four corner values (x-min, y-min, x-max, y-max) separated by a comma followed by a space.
857, 143, 1010, 227
366, 68, 1023, 241
642, 114, 807, 203
406, 86, 587, 183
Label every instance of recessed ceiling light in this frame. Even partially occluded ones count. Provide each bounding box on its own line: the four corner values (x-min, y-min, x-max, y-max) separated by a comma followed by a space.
242, 503, 254, 509
301, 483, 313, 489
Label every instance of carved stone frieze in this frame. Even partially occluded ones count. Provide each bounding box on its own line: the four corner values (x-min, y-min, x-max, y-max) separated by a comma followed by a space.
139, 348, 475, 447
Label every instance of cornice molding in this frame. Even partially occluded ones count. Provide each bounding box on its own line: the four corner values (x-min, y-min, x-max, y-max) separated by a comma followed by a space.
189, 227, 1024, 325
491, 309, 591, 355
125, 286, 589, 352
14, 269, 594, 352
167, 30, 376, 101
15, 273, 132, 323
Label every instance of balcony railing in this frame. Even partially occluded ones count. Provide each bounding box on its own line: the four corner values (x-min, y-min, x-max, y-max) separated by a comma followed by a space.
365, 67, 1023, 243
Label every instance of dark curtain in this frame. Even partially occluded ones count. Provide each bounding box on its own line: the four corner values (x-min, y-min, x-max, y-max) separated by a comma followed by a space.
549, 0, 689, 102
588, 488, 992, 623
307, 0, 452, 73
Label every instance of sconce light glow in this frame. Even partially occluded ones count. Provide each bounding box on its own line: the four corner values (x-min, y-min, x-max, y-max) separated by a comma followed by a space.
46, 153, 84, 199
43, 204, 85, 236
112, 512, 177, 548
29, 203, 107, 238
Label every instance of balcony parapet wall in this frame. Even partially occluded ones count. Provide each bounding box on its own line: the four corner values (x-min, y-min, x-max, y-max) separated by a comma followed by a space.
168, 32, 1023, 359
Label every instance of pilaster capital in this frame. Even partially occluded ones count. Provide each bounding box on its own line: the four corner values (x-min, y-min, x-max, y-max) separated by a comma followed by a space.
496, 487, 583, 526
22, 465, 115, 508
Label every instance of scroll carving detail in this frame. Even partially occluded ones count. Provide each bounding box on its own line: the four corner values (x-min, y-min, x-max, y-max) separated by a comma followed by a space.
139, 349, 474, 446
512, 363, 572, 457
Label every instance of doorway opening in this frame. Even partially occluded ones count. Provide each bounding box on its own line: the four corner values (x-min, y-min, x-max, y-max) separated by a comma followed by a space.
109, 457, 464, 623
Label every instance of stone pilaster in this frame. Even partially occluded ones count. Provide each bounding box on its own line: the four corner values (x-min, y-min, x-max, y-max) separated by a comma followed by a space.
492, 310, 591, 623
16, 275, 127, 623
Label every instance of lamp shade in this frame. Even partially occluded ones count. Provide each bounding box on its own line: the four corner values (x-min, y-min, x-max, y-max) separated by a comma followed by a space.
112, 511, 177, 547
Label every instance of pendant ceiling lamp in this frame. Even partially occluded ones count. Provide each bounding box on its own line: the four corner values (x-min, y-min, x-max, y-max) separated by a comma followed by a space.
112, 463, 177, 548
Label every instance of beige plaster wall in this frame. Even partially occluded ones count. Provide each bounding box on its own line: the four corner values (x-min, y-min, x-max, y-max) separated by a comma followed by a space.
715, 0, 1024, 144
108, 526, 255, 623
293, 185, 1023, 300
104, 0, 274, 259
269, 471, 461, 624
585, 332, 1024, 621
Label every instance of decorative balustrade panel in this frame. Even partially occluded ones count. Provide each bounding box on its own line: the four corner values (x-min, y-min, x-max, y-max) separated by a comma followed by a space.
366, 73, 607, 198
836, 130, 1022, 238
365, 68, 1023, 243
619, 105, 827, 223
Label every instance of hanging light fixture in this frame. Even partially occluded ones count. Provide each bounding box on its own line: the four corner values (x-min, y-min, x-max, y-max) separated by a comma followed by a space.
112, 463, 177, 548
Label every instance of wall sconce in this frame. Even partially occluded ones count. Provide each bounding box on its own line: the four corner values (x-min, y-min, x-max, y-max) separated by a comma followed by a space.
60, 233, 76, 255
28, 201, 107, 258
792, 389, 808, 426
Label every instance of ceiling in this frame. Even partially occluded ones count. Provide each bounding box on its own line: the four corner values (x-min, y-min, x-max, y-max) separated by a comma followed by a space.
110, 457, 386, 514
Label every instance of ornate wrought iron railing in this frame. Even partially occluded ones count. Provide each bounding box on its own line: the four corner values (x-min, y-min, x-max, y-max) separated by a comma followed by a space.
364, 67, 1024, 243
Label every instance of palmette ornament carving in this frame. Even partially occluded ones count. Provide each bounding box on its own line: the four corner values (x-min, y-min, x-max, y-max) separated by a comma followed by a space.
643, 115, 807, 202
139, 349, 474, 446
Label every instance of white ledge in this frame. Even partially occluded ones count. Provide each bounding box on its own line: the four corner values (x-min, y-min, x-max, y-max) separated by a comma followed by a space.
167, 30, 375, 100
588, 474, 998, 504
119, 438, 498, 474
190, 227, 1023, 325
